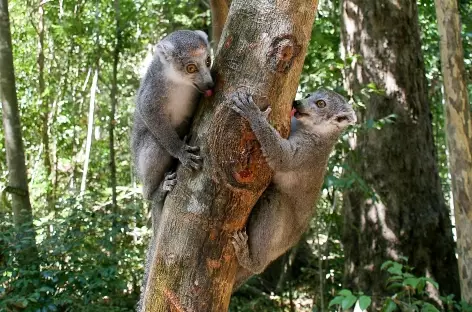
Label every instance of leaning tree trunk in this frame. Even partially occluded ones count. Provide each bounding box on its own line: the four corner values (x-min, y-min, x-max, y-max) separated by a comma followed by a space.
142, 0, 319, 310
340, 0, 460, 304
0, 0, 38, 265
435, 0, 472, 302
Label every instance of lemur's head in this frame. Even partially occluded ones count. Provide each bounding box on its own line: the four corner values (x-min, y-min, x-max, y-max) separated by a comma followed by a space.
157, 30, 214, 94
292, 89, 356, 135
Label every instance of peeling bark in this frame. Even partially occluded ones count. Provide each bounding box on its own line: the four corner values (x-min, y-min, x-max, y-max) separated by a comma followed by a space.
142, 0, 318, 310
435, 0, 472, 303
340, 0, 460, 304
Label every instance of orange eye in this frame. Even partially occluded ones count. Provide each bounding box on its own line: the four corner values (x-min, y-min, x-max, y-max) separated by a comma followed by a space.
316, 100, 326, 108
186, 64, 198, 73
206, 56, 211, 67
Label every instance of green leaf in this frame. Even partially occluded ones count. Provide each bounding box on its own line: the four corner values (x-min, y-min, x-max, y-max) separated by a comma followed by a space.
338, 289, 353, 297
387, 275, 403, 282
381, 260, 395, 270
358, 296, 372, 310
387, 262, 403, 275
421, 303, 440, 312
382, 299, 398, 312
12, 298, 28, 308
342, 295, 358, 310
417, 279, 426, 293
386, 282, 404, 290
328, 296, 344, 307
403, 277, 420, 288
39, 286, 55, 293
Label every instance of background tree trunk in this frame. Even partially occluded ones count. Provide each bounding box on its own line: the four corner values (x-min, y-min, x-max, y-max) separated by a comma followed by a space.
435, 0, 472, 302
142, 0, 319, 310
109, 0, 121, 213
0, 0, 38, 265
340, 0, 460, 303
80, 67, 98, 194
37, 0, 53, 211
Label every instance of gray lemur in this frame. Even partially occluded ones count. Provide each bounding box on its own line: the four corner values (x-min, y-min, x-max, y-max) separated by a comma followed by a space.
132, 29, 214, 204
132, 30, 213, 311
229, 90, 356, 289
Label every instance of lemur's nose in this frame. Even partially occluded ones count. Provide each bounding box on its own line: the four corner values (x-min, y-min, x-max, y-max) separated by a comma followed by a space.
205, 81, 215, 90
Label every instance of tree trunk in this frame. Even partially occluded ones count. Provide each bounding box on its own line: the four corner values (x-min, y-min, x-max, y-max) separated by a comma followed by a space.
142, 1, 319, 310
435, 0, 472, 303
37, 0, 53, 210
109, 0, 120, 212
80, 67, 99, 194
340, 0, 460, 304
0, 0, 38, 265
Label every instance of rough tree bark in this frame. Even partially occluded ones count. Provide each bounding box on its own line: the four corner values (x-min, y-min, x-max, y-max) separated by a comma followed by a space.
0, 0, 38, 265
142, 0, 319, 310
435, 0, 472, 302
340, 0, 460, 304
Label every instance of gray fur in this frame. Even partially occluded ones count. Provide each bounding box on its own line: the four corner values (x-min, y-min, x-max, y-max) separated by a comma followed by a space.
133, 30, 213, 311
229, 90, 356, 289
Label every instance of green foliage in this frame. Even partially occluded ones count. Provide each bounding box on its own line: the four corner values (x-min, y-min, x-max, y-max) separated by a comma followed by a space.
1, 197, 147, 311
329, 259, 472, 312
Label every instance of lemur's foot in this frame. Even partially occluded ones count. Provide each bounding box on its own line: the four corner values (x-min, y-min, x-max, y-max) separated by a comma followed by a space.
231, 230, 250, 263
162, 172, 177, 192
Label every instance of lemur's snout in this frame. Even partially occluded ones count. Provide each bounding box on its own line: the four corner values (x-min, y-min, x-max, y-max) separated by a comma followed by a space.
205, 81, 215, 90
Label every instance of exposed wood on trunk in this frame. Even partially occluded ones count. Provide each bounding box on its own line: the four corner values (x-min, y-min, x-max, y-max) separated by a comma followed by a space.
0, 0, 38, 265
143, 0, 319, 310
340, 0, 460, 304
435, 0, 472, 302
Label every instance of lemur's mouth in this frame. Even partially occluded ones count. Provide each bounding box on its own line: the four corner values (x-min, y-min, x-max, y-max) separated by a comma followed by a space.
292, 101, 309, 119
192, 84, 207, 93
333, 112, 357, 125
336, 116, 349, 123
294, 110, 310, 119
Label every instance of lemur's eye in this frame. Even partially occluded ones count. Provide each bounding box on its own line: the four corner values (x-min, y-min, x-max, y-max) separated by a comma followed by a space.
206, 56, 211, 67
315, 100, 326, 108
186, 64, 198, 73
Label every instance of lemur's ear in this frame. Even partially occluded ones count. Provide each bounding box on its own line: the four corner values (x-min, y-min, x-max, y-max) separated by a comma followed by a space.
156, 40, 174, 58
195, 30, 209, 44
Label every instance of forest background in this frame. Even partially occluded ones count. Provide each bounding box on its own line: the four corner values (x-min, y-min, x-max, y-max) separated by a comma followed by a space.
0, 0, 471, 311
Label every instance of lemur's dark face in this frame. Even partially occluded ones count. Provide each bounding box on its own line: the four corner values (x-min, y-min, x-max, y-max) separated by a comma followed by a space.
292, 89, 356, 134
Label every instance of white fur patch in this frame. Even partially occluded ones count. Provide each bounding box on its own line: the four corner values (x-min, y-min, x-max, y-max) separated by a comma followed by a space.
166, 84, 198, 128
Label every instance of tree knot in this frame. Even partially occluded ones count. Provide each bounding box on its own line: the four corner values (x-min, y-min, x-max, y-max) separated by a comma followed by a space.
267, 35, 301, 73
